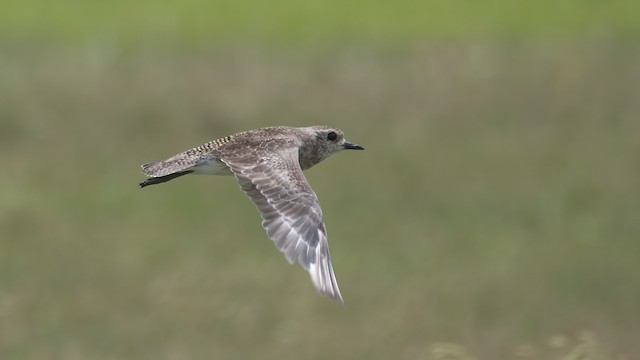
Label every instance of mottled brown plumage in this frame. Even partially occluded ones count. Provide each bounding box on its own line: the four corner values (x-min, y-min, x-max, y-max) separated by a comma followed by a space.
139, 126, 364, 303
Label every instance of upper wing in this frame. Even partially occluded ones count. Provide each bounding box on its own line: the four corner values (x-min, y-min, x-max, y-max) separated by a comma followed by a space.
222, 146, 343, 303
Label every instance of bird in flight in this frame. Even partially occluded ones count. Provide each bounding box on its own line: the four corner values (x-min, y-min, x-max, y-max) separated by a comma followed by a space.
139, 126, 364, 303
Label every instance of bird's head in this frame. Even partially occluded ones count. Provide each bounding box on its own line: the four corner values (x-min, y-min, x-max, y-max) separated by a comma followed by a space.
298, 126, 364, 170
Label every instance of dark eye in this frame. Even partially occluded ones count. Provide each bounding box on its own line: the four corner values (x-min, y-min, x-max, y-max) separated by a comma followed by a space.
327, 131, 338, 141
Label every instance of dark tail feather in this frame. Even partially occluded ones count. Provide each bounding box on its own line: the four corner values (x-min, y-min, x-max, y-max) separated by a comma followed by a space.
139, 170, 193, 188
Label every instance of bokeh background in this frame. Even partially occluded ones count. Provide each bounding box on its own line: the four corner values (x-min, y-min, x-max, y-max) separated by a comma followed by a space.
1, 1, 639, 359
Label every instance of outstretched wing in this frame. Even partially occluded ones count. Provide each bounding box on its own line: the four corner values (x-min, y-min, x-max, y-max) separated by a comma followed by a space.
222, 146, 343, 303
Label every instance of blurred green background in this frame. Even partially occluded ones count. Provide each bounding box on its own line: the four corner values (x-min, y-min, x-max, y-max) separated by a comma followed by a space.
1, 1, 639, 359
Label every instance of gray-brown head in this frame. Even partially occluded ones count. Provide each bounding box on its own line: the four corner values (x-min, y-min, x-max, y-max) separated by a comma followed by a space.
296, 126, 364, 170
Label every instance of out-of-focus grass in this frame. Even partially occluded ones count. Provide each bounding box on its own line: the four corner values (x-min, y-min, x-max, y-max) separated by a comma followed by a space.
0, 40, 638, 359
1, 0, 639, 46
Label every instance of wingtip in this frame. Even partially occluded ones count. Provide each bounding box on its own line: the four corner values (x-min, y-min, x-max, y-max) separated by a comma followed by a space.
317, 282, 344, 304
308, 256, 344, 304
328, 290, 345, 305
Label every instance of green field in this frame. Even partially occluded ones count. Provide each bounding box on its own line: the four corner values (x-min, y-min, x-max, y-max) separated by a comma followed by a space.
2, 0, 640, 46
1, 1, 639, 359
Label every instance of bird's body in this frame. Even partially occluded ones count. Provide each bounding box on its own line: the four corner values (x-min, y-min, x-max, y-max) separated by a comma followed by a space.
140, 126, 364, 303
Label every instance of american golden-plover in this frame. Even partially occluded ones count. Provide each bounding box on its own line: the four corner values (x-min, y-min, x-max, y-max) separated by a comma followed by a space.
139, 126, 364, 303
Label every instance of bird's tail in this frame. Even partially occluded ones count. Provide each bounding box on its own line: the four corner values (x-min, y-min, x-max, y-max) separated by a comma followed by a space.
139, 151, 201, 188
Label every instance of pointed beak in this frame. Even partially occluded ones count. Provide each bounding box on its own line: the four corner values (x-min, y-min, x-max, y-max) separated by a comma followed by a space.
343, 141, 364, 150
